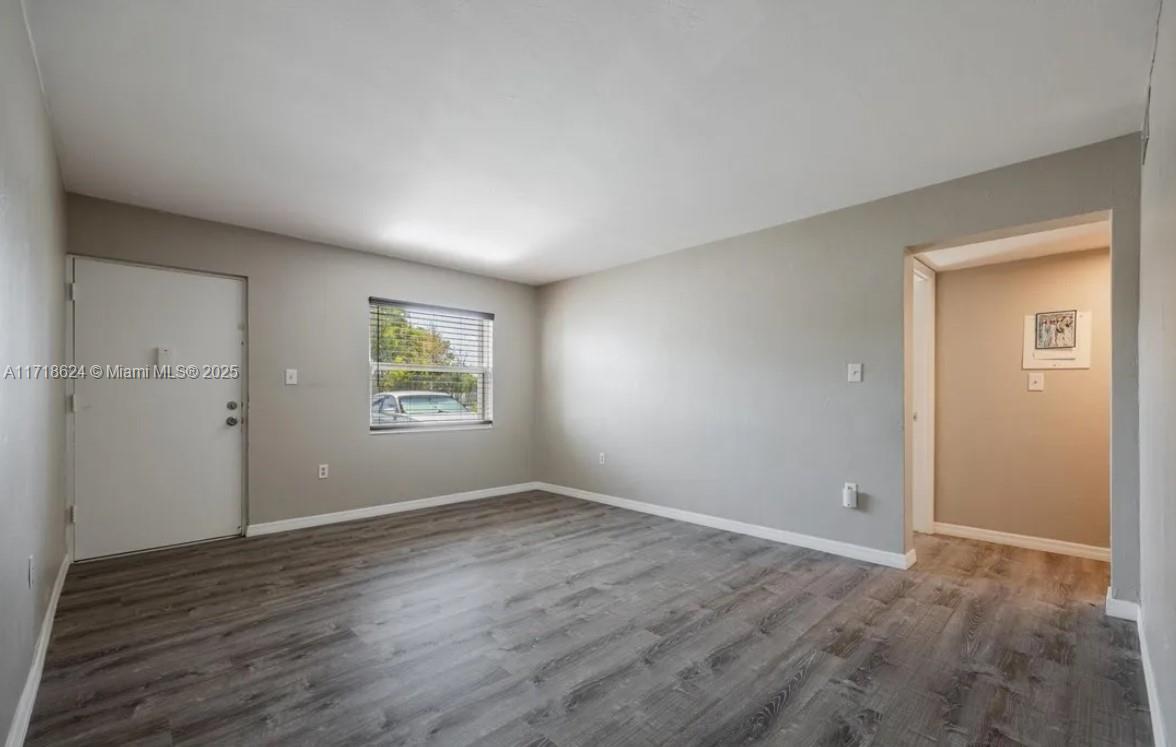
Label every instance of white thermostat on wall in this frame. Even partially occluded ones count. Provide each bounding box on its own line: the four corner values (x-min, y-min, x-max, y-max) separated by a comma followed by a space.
285, 368, 298, 385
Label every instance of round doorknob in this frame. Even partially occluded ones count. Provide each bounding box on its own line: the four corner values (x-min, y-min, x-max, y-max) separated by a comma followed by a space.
226, 416, 240, 426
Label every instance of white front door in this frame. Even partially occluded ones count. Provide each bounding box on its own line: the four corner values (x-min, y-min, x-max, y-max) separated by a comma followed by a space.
71, 257, 245, 559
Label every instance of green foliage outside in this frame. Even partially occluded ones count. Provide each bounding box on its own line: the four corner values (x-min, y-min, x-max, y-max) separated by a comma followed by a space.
371, 306, 479, 409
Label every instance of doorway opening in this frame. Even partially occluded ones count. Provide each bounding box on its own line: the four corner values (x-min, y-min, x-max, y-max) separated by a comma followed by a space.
904, 213, 1113, 564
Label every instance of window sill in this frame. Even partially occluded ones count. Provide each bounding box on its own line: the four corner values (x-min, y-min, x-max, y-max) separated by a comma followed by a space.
370, 422, 493, 435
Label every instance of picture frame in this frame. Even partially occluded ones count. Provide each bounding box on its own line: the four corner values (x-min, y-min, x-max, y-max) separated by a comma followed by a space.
1035, 309, 1077, 350
1023, 310, 1091, 369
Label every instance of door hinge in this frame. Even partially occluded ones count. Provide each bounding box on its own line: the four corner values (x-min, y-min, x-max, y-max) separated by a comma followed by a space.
68, 505, 76, 524
67, 282, 78, 301
67, 393, 79, 413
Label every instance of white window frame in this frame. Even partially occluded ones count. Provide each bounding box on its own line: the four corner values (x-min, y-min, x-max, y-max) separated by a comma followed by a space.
368, 297, 494, 433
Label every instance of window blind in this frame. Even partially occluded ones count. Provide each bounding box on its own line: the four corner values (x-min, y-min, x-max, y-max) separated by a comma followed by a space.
369, 298, 493, 429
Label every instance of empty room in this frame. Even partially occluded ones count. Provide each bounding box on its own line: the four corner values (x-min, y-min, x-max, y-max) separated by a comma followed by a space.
2, 2, 1173, 746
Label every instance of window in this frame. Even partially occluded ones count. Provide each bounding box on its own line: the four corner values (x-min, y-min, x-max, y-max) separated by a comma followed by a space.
369, 298, 493, 430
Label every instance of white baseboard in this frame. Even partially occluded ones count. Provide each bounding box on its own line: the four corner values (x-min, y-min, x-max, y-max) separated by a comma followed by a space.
933, 522, 1110, 561
5, 553, 70, 747
1104, 587, 1140, 621
534, 482, 914, 569
245, 482, 542, 536
247, 480, 915, 569
1138, 606, 1168, 747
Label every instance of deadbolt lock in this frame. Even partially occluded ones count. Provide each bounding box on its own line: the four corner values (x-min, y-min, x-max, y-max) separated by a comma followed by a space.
227, 401, 239, 410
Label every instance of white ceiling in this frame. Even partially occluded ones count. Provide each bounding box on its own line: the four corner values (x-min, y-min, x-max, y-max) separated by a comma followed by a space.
917, 220, 1111, 271
27, 1, 1158, 285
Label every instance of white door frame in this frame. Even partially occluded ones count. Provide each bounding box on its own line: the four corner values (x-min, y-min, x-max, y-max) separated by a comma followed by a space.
910, 259, 936, 534
65, 255, 250, 558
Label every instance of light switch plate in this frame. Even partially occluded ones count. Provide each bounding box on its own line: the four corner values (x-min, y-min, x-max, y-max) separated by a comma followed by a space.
285, 368, 298, 385
1028, 372, 1045, 391
847, 363, 863, 383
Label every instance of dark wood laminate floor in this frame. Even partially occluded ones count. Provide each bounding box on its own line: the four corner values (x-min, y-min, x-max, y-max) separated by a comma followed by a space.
28, 490, 1151, 746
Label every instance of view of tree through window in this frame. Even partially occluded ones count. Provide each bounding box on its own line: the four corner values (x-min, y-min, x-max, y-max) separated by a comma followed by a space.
368, 300, 493, 429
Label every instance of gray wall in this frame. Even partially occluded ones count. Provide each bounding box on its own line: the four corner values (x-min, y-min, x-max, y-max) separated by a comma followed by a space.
537, 135, 1141, 597
0, 0, 68, 737
67, 196, 537, 524
1138, 0, 1175, 737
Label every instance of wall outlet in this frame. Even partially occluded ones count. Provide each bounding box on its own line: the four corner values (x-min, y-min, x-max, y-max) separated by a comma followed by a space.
285, 368, 299, 385
27, 555, 34, 589
1028, 372, 1045, 391
318, 464, 329, 479
598, 452, 606, 465
842, 482, 859, 509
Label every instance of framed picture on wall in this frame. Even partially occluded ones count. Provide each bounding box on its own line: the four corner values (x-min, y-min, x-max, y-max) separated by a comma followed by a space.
1023, 310, 1091, 369
1035, 309, 1077, 349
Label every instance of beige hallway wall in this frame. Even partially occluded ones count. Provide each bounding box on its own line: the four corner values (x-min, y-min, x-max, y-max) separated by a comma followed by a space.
935, 249, 1110, 547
